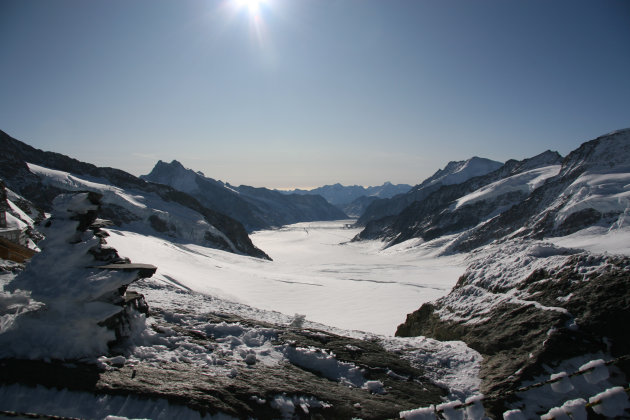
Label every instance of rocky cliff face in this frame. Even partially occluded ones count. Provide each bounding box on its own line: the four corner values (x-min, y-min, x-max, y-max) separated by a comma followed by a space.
357, 157, 503, 226
142, 160, 348, 231
0, 130, 269, 259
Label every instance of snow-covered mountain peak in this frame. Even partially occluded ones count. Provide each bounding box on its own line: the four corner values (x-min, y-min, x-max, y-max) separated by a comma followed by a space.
142, 160, 202, 194
417, 156, 503, 190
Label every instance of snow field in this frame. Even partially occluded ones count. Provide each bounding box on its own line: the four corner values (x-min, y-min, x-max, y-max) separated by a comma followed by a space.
104, 221, 465, 336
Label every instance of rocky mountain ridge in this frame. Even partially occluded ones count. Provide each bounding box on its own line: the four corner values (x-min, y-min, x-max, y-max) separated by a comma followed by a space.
142, 160, 347, 232
355, 150, 563, 247
356, 129, 630, 252
0, 130, 269, 259
282, 181, 413, 213
357, 157, 503, 225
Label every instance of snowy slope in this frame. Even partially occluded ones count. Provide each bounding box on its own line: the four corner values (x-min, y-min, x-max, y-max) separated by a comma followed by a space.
26, 163, 251, 256
0, 131, 268, 259
454, 165, 561, 210
417, 157, 504, 190
0, 183, 43, 250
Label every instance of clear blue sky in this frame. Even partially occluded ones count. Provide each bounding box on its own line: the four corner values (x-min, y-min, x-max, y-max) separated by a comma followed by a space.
1, 0, 629, 189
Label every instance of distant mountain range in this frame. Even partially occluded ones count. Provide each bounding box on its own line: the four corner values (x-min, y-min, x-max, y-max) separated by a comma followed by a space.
141, 160, 347, 231
281, 182, 413, 217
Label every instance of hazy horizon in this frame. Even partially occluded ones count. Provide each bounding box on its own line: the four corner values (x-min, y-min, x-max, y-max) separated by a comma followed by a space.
1, 0, 629, 189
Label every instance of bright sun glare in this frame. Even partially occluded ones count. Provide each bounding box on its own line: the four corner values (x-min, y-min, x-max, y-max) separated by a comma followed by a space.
236, 0, 265, 14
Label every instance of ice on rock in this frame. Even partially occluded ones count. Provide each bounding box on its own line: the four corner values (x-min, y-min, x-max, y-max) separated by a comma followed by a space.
399, 405, 437, 420
436, 400, 464, 420
589, 386, 630, 417
560, 398, 587, 420
502, 409, 526, 420
464, 395, 485, 420
362, 380, 385, 394
282, 345, 365, 387
270, 394, 331, 419
541, 406, 571, 420
578, 359, 609, 384
549, 371, 574, 393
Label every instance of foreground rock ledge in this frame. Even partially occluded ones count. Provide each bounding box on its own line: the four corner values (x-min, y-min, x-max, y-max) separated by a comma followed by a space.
396, 250, 630, 417
0, 311, 445, 420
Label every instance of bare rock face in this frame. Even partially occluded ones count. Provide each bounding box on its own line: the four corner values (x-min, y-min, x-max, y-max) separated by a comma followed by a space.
1, 191, 155, 359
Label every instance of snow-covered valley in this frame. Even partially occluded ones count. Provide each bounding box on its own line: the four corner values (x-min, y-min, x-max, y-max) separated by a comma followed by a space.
1, 128, 630, 418
104, 220, 465, 336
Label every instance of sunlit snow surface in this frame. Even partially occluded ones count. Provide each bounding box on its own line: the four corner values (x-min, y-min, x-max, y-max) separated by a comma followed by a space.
104, 221, 464, 336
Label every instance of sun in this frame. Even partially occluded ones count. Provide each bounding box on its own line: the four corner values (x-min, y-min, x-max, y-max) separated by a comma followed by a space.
236, 0, 265, 14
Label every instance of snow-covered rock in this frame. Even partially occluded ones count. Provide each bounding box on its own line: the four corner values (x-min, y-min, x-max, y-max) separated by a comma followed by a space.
0, 192, 155, 359
396, 239, 630, 417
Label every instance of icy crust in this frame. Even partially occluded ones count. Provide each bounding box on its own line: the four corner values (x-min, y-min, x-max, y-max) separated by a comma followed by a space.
0, 193, 142, 359
26, 162, 239, 253
434, 240, 581, 324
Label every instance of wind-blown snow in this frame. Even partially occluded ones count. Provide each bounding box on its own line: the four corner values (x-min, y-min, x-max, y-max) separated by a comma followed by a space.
104, 221, 465, 336
554, 171, 630, 226
455, 165, 560, 210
